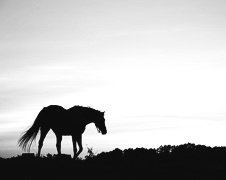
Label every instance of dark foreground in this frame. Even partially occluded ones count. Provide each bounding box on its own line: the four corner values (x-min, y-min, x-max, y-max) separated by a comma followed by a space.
1, 143, 226, 180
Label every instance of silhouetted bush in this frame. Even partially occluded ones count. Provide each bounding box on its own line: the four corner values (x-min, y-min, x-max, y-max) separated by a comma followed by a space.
1, 143, 226, 180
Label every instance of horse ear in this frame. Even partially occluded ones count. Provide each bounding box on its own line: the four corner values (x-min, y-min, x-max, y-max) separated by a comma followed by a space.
102, 111, 105, 116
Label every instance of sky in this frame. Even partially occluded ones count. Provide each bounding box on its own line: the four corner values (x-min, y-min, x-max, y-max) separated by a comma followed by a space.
0, 0, 226, 158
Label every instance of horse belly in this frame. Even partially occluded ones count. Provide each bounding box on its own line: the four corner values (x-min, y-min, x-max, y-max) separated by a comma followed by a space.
51, 123, 84, 136
51, 125, 73, 135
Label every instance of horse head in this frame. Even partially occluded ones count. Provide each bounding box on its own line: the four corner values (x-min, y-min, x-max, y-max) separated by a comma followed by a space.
94, 111, 107, 135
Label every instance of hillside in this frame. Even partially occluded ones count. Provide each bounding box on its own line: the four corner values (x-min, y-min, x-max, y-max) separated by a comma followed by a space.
1, 143, 226, 179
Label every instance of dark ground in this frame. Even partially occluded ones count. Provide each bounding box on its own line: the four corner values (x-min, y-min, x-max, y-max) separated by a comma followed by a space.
1, 143, 226, 180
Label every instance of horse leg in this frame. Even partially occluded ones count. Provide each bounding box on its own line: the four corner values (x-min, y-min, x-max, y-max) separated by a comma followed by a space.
76, 134, 83, 158
38, 127, 49, 157
72, 135, 77, 159
56, 134, 62, 155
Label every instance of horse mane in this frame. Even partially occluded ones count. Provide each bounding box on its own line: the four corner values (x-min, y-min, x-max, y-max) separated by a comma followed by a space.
69, 105, 102, 115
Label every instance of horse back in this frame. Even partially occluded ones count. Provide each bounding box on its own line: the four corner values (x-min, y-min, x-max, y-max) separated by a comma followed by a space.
43, 105, 85, 135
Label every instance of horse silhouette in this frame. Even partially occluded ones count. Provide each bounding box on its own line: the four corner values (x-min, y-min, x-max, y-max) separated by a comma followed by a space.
18, 105, 107, 158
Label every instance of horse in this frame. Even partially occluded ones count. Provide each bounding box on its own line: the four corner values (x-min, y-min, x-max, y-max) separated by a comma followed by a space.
18, 105, 107, 158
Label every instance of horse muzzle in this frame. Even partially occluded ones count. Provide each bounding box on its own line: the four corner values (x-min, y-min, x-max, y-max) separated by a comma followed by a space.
102, 129, 107, 135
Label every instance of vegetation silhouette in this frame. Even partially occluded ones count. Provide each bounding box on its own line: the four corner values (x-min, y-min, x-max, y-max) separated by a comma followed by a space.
18, 105, 107, 158
2, 143, 226, 179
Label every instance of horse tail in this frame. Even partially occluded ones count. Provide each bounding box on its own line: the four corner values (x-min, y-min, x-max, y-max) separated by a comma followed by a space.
18, 107, 46, 152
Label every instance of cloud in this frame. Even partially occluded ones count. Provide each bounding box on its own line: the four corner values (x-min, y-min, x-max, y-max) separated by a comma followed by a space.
0, 63, 106, 112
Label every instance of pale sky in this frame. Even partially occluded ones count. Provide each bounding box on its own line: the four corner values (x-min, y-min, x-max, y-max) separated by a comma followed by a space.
1, 0, 226, 158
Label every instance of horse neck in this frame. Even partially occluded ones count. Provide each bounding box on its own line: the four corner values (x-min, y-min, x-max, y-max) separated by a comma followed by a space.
82, 111, 97, 125
83, 117, 93, 125
68, 107, 98, 125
